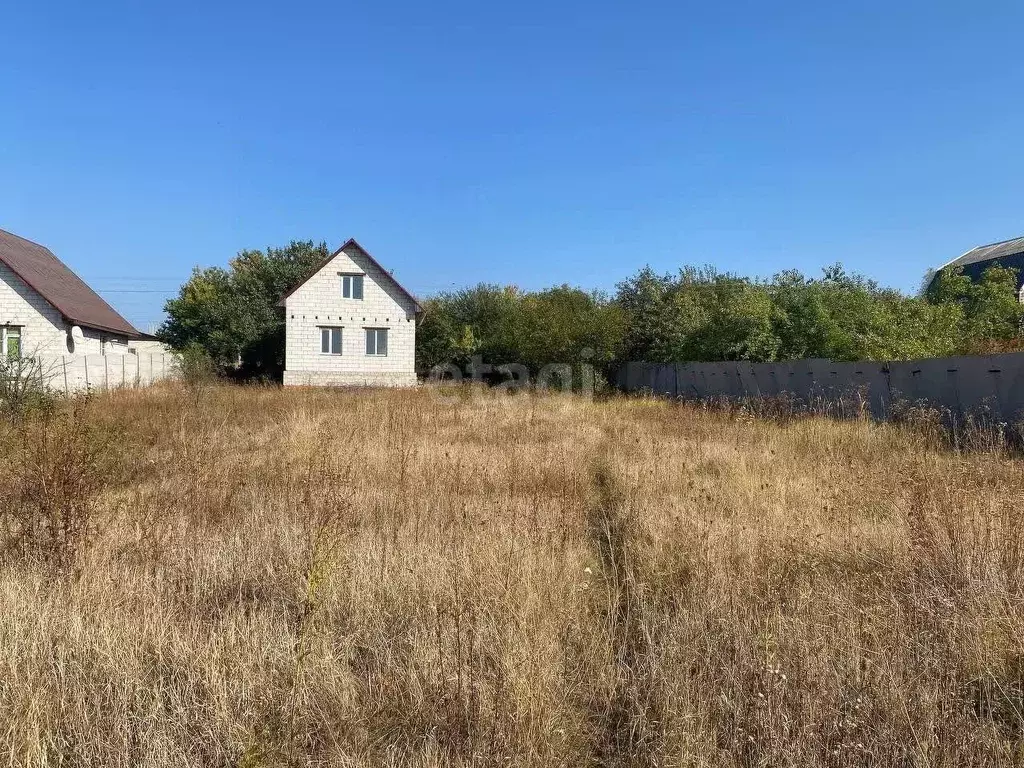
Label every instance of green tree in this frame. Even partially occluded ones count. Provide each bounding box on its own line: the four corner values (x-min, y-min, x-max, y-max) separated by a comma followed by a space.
616, 267, 781, 362
689, 272, 780, 361
414, 284, 522, 373
516, 286, 624, 375
926, 264, 1024, 344
159, 241, 329, 378
615, 267, 696, 362
614, 261, 979, 365
414, 283, 624, 381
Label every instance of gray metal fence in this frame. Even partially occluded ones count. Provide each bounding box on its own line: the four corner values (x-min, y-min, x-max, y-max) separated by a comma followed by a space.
617, 353, 1024, 422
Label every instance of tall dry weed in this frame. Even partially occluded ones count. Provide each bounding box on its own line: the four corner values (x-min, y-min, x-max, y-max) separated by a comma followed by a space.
0, 398, 118, 574
1, 383, 1023, 766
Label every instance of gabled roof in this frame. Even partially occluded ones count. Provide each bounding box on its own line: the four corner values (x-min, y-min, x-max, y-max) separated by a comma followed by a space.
939, 235, 1024, 271
0, 228, 143, 337
278, 238, 423, 313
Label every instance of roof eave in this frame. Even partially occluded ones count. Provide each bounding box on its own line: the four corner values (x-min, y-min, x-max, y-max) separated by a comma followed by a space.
936, 246, 981, 272
63, 316, 145, 339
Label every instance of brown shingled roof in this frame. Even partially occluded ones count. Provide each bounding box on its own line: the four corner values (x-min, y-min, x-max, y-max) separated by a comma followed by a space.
0, 228, 143, 338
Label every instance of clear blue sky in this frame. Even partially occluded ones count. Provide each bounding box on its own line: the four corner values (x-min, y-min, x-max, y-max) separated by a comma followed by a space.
2, 0, 1022, 331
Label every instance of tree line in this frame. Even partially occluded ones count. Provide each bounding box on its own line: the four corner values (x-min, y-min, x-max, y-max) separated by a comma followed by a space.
157, 240, 1024, 381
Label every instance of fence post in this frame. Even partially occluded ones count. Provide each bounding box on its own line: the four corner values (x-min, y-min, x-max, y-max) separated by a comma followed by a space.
882, 362, 892, 419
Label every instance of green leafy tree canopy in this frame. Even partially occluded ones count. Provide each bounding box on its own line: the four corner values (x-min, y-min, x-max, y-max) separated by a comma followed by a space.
159, 241, 329, 378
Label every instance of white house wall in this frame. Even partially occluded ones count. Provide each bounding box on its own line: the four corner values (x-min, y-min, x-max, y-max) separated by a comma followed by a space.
0, 260, 76, 355
0, 257, 178, 393
129, 339, 172, 355
0, 261, 131, 355
283, 243, 417, 387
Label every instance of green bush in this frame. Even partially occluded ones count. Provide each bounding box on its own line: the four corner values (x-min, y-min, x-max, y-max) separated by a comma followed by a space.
0, 356, 54, 423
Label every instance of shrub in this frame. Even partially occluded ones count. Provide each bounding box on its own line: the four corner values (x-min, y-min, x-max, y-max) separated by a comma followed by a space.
0, 354, 54, 422
0, 399, 118, 574
179, 342, 218, 404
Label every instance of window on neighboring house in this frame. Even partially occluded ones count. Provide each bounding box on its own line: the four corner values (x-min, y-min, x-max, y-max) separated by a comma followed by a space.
2, 326, 21, 359
365, 327, 388, 356
342, 274, 364, 300
320, 326, 343, 355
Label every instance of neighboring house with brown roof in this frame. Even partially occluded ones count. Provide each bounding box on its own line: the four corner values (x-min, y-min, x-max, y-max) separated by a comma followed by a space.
279, 239, 421, 387
0, 227, 147, 359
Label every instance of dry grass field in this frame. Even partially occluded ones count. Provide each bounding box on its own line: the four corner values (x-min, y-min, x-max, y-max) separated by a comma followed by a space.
1, 383, 1024, 767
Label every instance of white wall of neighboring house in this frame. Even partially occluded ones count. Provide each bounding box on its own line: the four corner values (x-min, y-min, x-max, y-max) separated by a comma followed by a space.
0, 261, 177, 392
283, 242, 418, 387
128, 339, 171, 355
0, 260, 79, 355
0, 260, 131, 355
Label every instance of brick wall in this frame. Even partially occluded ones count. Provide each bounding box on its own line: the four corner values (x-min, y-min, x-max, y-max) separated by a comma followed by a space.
283, 243, 418, 387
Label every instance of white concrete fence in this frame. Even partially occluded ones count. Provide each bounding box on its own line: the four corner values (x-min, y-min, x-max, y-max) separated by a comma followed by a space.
618, 352, 1024, 423
28, 353, 180, 395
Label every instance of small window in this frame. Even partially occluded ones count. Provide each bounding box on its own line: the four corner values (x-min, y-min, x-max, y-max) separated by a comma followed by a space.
342, 274, 364, 300
365, 328, 388, 356
320, 327, 342, 355
3, 327, 21, 359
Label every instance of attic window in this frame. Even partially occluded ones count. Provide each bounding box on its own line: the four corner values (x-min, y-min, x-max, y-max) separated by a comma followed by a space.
341, 274, 364, 300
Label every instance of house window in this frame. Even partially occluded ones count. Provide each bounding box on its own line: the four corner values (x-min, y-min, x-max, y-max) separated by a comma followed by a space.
365, 328, 388, 356
2, 326, 21, 359
342, 274, 364, 300
320, 327, 343, 355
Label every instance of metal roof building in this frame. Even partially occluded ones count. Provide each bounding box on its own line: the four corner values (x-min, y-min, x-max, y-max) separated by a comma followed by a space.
931, 236, 1024, 296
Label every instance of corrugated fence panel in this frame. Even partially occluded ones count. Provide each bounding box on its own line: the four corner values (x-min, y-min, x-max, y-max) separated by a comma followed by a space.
617, 351, 1024, 424
735, 363, 758, 397
752, 363, 780, 398
993, 354, 1024, 422
653, 364, 675, 396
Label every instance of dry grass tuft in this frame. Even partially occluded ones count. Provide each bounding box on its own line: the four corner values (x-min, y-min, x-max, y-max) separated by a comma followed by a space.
1, 383, 1024, 766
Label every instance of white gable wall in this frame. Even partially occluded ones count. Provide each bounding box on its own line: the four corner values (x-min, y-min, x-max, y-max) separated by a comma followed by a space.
0, 258, 177, 394
0, 261, 126, 356
283, 243, 417, 387
0, 260, 71, 355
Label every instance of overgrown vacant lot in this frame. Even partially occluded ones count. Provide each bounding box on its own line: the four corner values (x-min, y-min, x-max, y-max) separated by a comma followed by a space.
2, 384, 1024, 767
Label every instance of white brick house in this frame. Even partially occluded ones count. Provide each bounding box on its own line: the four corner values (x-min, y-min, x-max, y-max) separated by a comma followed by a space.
280, 239, 422, 387
0, 227, 148, 357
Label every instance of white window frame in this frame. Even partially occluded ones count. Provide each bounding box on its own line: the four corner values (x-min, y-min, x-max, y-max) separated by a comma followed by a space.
365, 327, 388, 356
2, 326, 22, 359
320, 326, 343, 355
341, 273, 364, 300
